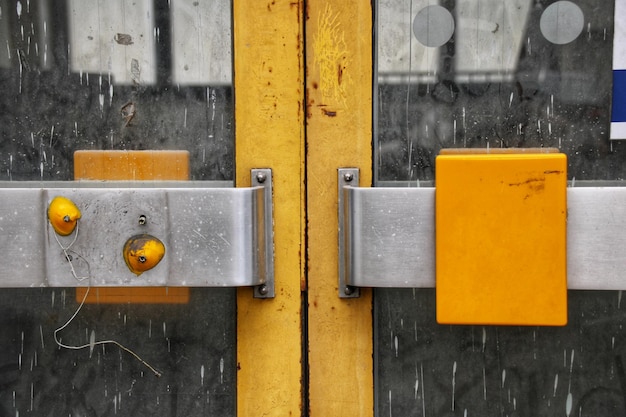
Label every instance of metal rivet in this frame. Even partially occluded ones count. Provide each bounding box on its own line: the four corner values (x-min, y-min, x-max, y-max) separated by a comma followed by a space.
256, 172, 267, 184
138, 255, 147, 263
138, 215, 147, 225
344, 286, 354, 295
343, 173, 354, 182
257, 284, 268, 296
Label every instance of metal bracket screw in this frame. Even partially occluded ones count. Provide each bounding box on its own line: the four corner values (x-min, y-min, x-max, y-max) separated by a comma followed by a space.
343, 172, 354, 182
256, 172, 267, 184
257, 284, 268, 296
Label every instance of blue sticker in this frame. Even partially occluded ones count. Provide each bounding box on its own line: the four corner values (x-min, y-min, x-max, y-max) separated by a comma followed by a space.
612, 70, 626, 123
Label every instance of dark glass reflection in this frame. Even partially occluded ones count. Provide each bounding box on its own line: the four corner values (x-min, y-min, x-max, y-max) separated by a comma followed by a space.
0, 288, 236, 416
376, 289, 626, 417
376, 0, 619, 182
0, 0, 234, 181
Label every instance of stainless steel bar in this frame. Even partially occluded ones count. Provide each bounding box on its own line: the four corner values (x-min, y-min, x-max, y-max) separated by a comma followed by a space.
343, 186, 626, 290
0, 182, 272, 289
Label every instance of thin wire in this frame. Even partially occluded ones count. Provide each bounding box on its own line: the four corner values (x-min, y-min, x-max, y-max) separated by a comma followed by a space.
52, 220, 162, 377
54, 286, 162, 377
53, 222, 89, 282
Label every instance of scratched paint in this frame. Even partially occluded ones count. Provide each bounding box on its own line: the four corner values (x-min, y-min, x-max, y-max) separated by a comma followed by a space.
313, 3, 352, 109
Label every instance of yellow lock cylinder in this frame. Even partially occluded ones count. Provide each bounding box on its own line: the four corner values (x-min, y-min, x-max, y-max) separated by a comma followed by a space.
123, 234, 166, 275
47, 196, 82, 236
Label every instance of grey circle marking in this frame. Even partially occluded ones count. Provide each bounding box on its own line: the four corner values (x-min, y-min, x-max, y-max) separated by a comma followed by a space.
413, 5, 455, 48
540, 1, 584, 45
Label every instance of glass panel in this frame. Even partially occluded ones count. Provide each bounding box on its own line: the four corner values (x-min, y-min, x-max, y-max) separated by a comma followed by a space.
375, 1, 625, 415
375, 289, 625, 416
0, 288, 235, 415
0, 1, 236, 415
376, 0, 618, 182
0, 0, 233, 180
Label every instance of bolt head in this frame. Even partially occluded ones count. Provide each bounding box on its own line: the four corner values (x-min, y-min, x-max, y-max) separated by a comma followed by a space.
256, 172, 267, 183
257, 284, 268, 295
343, 173, 354, 182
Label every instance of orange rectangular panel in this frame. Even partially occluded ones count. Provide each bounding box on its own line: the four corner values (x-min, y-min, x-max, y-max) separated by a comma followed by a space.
74, 150, 190, 304
435, 150, 568, 326
75, 287, 190, 304
74, 150, 190, 181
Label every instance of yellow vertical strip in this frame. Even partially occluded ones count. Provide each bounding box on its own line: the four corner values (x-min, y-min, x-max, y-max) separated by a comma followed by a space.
306, 1, 373, 416
233, 1, 305, 416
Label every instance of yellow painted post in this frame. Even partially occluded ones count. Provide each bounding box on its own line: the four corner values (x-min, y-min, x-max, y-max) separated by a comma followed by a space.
306, 1, 374, 416
233, 1, 306, 416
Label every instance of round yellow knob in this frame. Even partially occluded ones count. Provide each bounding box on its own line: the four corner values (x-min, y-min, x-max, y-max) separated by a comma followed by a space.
123, 234, 165, 275
47, 196, 82, 236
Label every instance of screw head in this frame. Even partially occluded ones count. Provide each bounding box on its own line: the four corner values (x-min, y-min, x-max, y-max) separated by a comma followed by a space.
343, 173, 354, 182
257, 284, 268, 296
256, 172, 267, 184
138, 215, 147, 225
344, 286, 354, 295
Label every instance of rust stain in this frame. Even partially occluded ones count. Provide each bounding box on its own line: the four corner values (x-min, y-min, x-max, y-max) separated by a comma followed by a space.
313, 4, 351, 108
508, 177, 545, 187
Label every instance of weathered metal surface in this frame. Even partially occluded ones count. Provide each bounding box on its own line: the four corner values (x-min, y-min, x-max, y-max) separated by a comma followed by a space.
0, 183, 271, 288
342, 185, 626, 290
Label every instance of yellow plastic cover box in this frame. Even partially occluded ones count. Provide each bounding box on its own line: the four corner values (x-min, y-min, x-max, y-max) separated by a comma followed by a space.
436, 148, 567, 326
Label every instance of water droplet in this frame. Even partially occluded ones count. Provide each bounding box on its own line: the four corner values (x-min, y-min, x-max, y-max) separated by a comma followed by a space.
566, 392, 573, 416
394, 335, 399, 357
89, 330, 95, 358
553, 373, 559, 396
219, 357, 224, 384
